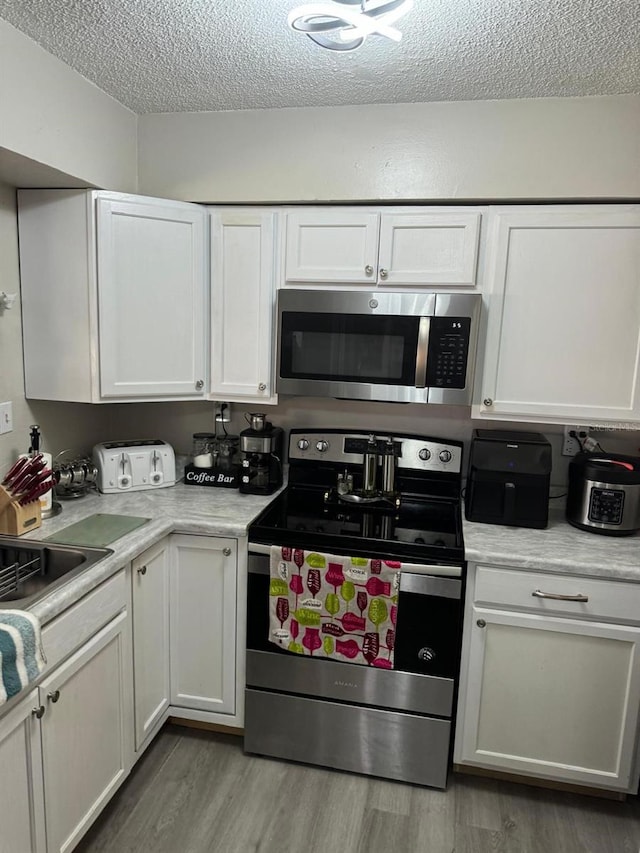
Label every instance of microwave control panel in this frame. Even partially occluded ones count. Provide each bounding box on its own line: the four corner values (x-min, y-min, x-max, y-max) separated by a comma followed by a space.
426, 317, 471, 389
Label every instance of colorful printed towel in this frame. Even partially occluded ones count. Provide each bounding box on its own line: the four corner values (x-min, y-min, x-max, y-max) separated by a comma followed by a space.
269, 546, 400, 669
0, 610, 47, 704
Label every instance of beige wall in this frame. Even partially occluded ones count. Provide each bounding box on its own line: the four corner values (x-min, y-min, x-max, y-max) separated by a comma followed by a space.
137, 95, 640, 203
0, 19, 137, 191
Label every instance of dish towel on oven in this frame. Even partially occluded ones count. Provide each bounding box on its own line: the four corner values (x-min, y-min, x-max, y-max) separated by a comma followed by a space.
269, 546, 401, 669
0, 610, 47, 704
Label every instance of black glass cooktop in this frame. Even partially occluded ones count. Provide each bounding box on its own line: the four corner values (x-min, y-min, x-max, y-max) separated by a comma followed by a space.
249, 485, 463, 564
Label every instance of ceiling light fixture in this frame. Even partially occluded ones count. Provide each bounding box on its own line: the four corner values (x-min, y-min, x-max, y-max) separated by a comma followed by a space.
288, 0, 414, 52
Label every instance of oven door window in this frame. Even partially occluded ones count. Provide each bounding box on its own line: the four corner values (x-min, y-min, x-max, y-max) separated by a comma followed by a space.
280, 312, 420, 386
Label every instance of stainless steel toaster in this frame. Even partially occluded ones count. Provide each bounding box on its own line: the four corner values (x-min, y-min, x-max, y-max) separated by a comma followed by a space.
93, 440, 176, 493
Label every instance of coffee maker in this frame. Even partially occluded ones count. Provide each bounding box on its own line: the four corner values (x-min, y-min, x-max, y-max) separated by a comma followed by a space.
239, 414, 284, 495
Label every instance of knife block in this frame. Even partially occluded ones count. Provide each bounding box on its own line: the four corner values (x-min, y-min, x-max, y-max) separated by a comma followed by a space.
0, 486, 42, 536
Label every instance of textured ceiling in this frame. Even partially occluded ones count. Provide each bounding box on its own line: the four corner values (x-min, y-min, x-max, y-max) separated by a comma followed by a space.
1, 0, 639, 114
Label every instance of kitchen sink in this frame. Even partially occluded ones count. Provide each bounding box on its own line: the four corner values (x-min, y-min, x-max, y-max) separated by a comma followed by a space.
0, 536, 113, 609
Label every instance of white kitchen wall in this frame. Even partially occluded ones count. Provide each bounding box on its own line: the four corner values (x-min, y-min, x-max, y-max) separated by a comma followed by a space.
0, 19, 137, 191
137, 95, 640, 203
0, 182, 111, 477
105, 396, 640, 491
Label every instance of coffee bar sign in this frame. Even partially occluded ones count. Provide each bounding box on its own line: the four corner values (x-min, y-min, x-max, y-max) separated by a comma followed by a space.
183, 464, 239, 489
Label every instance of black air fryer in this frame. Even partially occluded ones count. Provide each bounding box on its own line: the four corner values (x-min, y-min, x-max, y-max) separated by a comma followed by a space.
465, 430, 552, 529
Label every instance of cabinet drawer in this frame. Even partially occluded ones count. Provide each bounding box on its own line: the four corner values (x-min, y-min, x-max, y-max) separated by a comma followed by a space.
42, 569, 127, 671
474, 565, 640, 624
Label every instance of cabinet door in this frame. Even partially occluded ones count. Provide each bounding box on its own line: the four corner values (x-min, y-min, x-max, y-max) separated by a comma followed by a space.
0, 689, 46, 853
378, 212, 481, 286
457, 607, 640, 791
170, 535, 237, 715
40, 611, 132, 853
132, 539, 170, 751
284, 210, 379, 284
210, 209, 278, 403
477, 206, 640, 423
96, 197, 208, 399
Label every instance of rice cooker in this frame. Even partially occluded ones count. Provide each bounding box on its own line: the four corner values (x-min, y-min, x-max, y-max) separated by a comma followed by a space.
566, 452, 640, 535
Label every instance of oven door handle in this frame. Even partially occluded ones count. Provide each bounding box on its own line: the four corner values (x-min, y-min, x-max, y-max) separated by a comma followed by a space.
400, 572, 461, 600
249, 542, 272, 557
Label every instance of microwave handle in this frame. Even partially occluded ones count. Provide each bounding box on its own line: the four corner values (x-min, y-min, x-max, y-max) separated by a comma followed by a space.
414, 317, 431, 388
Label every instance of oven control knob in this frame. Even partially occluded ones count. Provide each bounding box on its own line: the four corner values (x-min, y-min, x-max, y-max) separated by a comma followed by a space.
297, 438, 309, 451
316, 440, 329, 453
418, 647, 436, 662
439, 450, 452, 463
418, 448, 431, 461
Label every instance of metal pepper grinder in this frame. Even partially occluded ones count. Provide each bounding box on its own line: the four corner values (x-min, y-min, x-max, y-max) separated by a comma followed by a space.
382, 437, 397, 497
362, 434, 378, 496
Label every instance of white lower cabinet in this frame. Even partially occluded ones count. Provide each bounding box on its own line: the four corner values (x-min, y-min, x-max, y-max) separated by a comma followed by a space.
169, 535, 238, 717
0, 573, 133, 853
455, 564, 640, 793
132, 538, 171, 751
40, 611, 132, 853
0, 688, 46, 853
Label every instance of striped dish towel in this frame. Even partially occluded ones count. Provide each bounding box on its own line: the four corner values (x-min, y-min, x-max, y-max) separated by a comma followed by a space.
0, 610, 47, 704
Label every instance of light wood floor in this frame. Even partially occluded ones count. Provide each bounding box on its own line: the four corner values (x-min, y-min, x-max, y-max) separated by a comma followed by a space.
77, 724, 640, 853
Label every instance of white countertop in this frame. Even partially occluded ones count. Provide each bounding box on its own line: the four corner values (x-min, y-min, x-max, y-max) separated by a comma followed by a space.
20, 483, 280, 625
463, 506, 640, 582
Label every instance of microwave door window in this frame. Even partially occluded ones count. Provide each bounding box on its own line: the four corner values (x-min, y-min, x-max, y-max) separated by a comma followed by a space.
283, 314, 419, 385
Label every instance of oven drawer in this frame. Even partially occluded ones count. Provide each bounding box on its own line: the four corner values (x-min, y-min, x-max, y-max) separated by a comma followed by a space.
244, 688, 451, 789
246, 648, 454, 717
474, 565, 640, 624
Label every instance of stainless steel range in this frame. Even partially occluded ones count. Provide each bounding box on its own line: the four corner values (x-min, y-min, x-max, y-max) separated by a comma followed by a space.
245, 428, 465, 789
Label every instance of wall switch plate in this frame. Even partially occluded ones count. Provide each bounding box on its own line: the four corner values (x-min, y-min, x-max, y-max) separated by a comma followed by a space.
214, 401, 231, 424
0, 401, 12, 435
562, 424, 590, 456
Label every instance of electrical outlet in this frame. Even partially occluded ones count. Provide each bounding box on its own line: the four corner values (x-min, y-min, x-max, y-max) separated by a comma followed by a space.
0, 401, 12, 435
562, 424, 590, 456
214, 401, 231, 424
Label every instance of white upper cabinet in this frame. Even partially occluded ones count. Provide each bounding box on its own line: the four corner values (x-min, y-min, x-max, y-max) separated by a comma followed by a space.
284, 210, 379, 284
476, 205, 640, 424
210, 208, 278, 404
377, 212, 481, 286
283, 207, 482, 288
96, 197, 208, 399
18, 190, 208, 403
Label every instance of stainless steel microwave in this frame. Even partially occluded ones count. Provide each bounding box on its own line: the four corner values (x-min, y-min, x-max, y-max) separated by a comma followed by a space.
276, 290, 481, 405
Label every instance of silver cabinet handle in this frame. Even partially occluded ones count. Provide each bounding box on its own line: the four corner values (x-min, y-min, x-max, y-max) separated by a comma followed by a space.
532, 589, 589, 602
258, 383, 267, 392
483, 398, 493, 407
365, 265, 374, 275
137, 565, 147, 575
379, 268, 388, 279
195, 380, 204, 390
47, 690, 60, 703
476, 619, 486, 628
32, 705, 45, 719
223, 547, 232, 556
